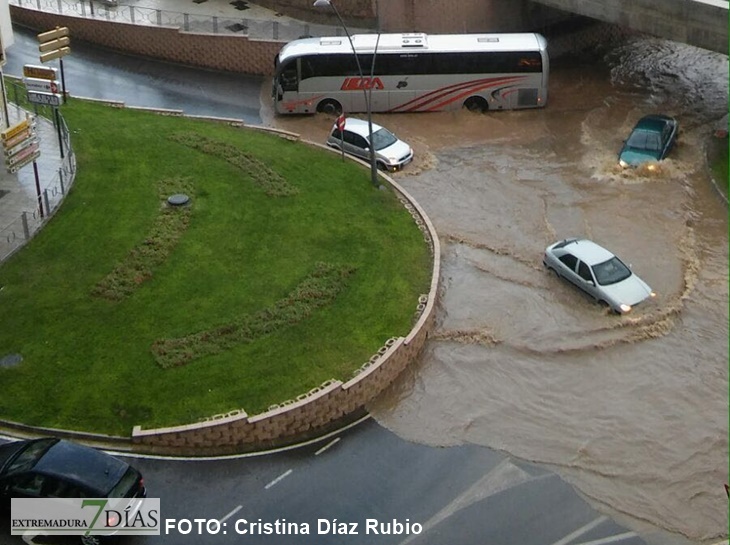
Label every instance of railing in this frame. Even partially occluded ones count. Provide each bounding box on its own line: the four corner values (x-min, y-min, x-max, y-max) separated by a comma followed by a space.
8, 0, 368, 41
0, 80, 77, 263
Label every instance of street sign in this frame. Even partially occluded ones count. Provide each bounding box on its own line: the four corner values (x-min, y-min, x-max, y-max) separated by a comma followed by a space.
37, 27, 71, 64
23, 64, 57, 80
23, 77, 60, 94
27, 91, 62, 106
3, 127, 34, 149
39, 37, 70, 53
40, 47, 71, 63
336, 113, 346, 132
1, 118, 32, 141
6, 141, 40, 167
8, 150, 41, 173
37, 26, 69, 43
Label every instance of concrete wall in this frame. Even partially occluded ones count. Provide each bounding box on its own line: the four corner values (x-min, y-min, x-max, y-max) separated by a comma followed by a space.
9, 7, 282, 76
531, 0, 728, 54
378, 0, 529, 33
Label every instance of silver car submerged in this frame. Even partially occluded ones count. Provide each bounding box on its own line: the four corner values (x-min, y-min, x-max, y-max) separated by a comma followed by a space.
543, 238, 656, 313
326, 117, 414, 172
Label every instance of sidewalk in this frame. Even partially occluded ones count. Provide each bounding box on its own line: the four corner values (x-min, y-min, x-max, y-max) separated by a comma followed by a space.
0, 103, 73, 262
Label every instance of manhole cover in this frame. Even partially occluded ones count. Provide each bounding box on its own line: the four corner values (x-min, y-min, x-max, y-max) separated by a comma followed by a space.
0, 353, 22, 368
227, 23, 247, 32
168, 194, 190, 206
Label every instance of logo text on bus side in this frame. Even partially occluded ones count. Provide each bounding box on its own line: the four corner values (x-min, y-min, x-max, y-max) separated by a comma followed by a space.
341, 77, 384, 91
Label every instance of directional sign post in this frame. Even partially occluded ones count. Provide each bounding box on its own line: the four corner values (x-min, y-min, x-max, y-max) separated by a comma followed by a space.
37, 27, 70, 105
2, 115, 44, 217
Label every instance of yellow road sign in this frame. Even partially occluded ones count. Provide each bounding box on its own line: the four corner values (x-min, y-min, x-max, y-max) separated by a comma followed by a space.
40, 46, 71, 63
39, 37, 70, 53
23, 64, 58, 80
1, 119, 31, 141
37, 27, 69, 44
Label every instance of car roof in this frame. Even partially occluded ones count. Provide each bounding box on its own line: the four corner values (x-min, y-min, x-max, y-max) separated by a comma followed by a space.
561, 239, 615, 266
635, 115, 674, 132
33, 439, 130, 495
338, 117, 386, 137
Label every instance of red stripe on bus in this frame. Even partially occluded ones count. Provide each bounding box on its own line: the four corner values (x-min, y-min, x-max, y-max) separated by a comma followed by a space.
389, 76, 525, 112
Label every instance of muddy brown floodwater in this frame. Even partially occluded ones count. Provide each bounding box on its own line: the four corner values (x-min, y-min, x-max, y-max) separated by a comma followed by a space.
267, 34, 729, 545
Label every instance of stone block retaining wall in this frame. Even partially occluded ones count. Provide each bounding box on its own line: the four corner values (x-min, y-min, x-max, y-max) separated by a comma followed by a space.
10, 7, 282, 76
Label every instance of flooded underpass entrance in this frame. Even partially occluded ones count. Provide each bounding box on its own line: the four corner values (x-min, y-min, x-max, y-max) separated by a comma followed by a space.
269, 31, 729, 545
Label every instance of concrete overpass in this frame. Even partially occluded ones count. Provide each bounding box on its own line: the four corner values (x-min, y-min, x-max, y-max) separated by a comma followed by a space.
529, 0, 728, 54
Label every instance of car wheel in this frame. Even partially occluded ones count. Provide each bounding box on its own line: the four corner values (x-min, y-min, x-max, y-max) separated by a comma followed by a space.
463, 96, 488, 113
316, 99, 342, 116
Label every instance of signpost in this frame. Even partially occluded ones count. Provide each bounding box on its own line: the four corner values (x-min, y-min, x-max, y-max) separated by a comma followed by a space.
36, 27, 70, 105
24, 77, 60, 95
26, 91, 62, 107
1, 115, 44, 217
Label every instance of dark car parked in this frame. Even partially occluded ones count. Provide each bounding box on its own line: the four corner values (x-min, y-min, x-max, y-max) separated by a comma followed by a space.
618, 114, 678, 169
0, 437, 146, 544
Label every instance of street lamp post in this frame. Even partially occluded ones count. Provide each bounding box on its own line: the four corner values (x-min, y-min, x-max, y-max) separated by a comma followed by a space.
313, 0, 379, 188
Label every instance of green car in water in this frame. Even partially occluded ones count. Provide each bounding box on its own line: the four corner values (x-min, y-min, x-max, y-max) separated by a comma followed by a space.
618, 114, 678, 169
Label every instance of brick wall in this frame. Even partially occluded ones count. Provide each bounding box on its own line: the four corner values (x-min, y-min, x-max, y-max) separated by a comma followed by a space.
10, 7, 283, 76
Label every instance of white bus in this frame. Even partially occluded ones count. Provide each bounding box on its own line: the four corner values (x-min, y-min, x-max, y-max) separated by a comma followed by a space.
272, 32, 548, 115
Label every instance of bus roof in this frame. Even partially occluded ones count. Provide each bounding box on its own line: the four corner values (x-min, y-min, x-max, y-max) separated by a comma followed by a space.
277, 32, 547, 63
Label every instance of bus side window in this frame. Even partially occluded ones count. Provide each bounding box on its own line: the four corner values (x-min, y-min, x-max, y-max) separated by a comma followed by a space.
280, 68, 298, 91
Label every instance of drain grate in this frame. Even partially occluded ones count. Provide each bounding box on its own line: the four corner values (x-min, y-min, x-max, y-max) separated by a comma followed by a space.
227, 22, 247, 32
230, 0, 250, 10
0, 353, 22, 368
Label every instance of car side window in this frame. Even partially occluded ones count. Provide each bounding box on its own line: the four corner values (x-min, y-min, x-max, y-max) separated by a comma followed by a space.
577, 261, 593, 282
6, 473, 46, 496
558, 253, 578, 271
331, 128, 342, 140
342, 130, 358, 146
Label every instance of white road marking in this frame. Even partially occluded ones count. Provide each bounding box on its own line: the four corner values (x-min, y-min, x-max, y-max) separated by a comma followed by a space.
550, 516, 608, 545
573, 532, 638, 545
315, 437, 340, 455
218, 505, 242, 524
265, 469, 293, 489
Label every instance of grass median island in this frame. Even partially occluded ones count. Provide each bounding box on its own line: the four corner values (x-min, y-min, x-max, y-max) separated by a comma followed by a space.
0, 99, 432, 435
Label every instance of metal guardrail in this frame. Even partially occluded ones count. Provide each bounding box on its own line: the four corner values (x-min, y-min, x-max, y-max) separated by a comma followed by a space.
0, 80, 77, 263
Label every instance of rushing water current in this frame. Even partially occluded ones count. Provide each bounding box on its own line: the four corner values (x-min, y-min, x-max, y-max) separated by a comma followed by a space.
270, 34, 729, 544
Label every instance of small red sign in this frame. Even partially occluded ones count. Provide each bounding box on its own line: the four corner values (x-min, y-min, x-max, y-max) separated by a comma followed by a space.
336, 114, 346, 132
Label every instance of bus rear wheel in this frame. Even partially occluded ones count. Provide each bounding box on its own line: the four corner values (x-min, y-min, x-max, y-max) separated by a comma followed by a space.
317, 99, 343, 116
463, 96, 488, 113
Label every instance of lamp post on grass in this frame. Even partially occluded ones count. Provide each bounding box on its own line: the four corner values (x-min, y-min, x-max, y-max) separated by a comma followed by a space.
314, 0, 380, 188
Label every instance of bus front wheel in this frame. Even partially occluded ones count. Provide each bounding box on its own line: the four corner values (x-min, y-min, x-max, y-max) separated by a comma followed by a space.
463, 96, 488, 113
317, 99, 343, 116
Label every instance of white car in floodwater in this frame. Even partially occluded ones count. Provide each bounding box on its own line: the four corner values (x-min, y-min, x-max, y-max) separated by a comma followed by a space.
543, 238, 656, 314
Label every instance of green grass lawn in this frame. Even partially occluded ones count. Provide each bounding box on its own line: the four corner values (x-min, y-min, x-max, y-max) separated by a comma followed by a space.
0, 99, 432, 435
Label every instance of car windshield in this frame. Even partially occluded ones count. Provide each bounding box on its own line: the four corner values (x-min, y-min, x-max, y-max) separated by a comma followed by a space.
592, 257, 632, 286
626, 129, 662, 151
5, 439, 56, 474
369, 128, 398, 151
